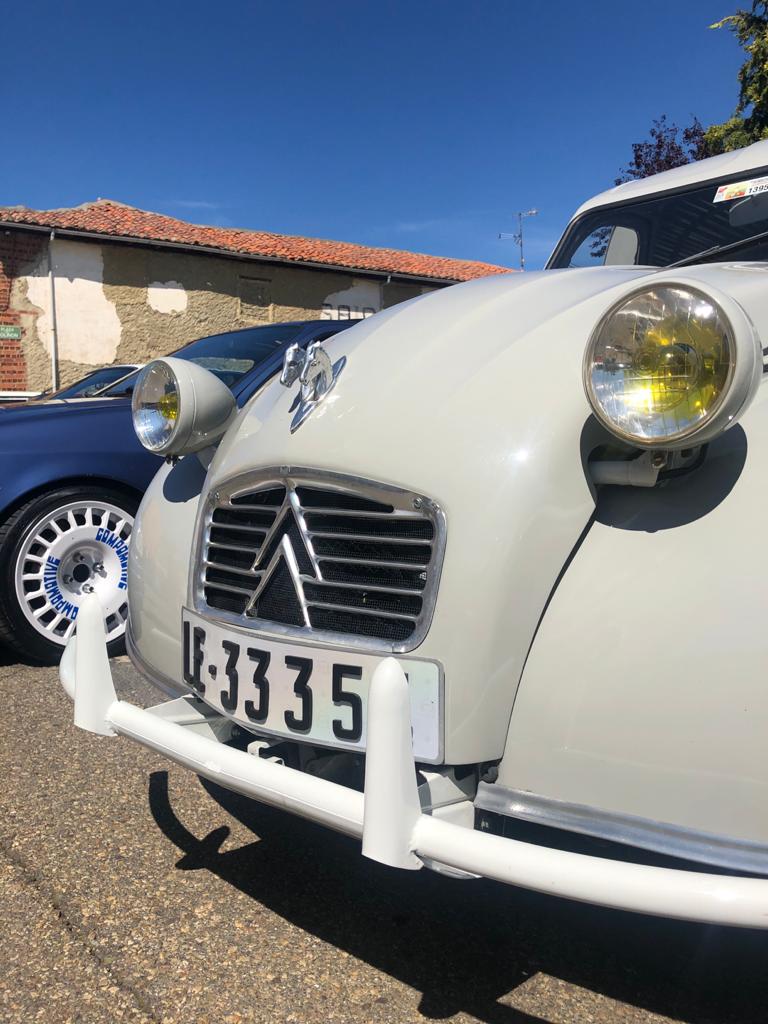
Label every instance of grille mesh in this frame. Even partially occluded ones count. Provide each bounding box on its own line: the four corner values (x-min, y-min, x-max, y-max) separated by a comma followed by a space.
200, 478, 441, 648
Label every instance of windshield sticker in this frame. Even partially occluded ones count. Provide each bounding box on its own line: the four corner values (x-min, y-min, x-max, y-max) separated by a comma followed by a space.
714, 176, 768, 202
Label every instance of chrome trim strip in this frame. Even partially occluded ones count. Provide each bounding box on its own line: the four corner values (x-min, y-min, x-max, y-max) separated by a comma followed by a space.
317, 554, 427, 569
211, 521, 269, 535
475, 783, 768, 876
191, 467, 447, 654
309, 531, 430, 546
204, 580, 253, 597
307, 578, 423, 597
305, 600, 416, 621
298, 507, 425, 520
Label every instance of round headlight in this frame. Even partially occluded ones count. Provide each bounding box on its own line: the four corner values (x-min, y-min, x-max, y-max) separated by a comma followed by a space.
132, 357, 236, 456
584, 284, 759, 447
132, 361, 181, 452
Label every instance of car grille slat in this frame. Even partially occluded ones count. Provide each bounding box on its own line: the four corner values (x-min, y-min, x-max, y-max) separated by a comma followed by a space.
205, 548, 257, 573
205, 579, 253, 597
198, 473, 445, 651
210, 519, 271, 534
209, 526, 265, 546
290, 507, 423, 520
309, 606, 415, 642
230, 486, 287, 507
307, 578, 424, 597
306, 599, 417, 621
303, 513, 434, 540
318, 560, 428, 591
316, 553, 429, 570
225, 503, 283, 513
309, 530, 431, 546
204, 560, 256, 576
294, 487, 392, 513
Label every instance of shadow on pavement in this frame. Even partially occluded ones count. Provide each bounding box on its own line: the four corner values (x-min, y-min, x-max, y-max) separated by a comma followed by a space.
147, 771, 768, 1024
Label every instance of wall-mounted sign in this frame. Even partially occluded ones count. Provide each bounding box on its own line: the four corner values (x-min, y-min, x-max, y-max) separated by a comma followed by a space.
320, 303, 376, 321
0, 325, 22, 341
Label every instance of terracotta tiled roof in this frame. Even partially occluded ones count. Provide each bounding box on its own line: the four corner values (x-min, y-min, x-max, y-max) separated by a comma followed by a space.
0, 200, 511, 283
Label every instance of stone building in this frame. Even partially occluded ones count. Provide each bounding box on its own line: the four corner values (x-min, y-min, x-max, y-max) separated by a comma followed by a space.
0, 200, 509, 394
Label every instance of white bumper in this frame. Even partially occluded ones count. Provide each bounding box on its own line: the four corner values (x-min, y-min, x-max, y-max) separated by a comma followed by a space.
61, 594, 768, 929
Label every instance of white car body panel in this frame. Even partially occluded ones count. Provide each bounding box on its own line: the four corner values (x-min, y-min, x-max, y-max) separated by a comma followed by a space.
499, 385, 768, 844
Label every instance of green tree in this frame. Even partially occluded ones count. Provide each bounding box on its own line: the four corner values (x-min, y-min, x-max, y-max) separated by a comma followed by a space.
705, 1, 768, 153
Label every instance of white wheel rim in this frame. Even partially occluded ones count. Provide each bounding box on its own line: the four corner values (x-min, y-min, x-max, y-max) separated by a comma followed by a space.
14, 500, 134, 647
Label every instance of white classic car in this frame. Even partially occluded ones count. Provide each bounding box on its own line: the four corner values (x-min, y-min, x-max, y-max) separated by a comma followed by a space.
62, 141, 768, 928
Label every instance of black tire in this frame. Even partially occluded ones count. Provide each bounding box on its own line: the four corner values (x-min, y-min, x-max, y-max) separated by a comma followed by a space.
0, 484, 139, 665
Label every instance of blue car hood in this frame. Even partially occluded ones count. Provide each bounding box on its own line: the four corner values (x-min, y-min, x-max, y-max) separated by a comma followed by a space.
0, 398, 135, 453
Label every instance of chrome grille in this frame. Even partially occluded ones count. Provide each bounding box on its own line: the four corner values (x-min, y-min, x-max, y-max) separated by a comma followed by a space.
194, 470, 445, 652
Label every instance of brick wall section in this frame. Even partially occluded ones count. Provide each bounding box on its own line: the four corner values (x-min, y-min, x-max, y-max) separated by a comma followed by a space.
0, 231, 45, 390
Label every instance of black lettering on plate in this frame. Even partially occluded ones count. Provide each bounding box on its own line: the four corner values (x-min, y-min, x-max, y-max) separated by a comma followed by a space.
284, 655, 313, 732
220, 639, 239, 711
244, 647, 270, 723
183, 622, 206, 695
332, 664, 363, 742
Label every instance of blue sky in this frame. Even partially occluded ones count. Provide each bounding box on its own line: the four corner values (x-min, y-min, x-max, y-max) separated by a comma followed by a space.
2, 1, 743, 269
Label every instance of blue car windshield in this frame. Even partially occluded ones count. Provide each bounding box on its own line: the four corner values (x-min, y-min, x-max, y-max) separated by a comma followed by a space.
46, 365, 138, 399
99, 323, 306, 397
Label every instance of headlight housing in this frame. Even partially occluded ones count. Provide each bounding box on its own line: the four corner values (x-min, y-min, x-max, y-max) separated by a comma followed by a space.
584, 284, 762, 448
132, 357, 236, 456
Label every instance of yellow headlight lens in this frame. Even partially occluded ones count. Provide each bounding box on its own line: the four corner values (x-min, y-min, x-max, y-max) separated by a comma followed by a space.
157, 391, 179, 422
585, 286, 735, 444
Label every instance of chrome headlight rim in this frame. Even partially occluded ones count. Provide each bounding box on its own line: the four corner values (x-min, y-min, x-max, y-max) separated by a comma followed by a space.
132, 356, 237, 458
131, 360, 183, 454
582, 281, 748, 449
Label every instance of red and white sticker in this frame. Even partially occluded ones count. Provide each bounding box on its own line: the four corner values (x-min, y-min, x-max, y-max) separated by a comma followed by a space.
714, 175, 768, 202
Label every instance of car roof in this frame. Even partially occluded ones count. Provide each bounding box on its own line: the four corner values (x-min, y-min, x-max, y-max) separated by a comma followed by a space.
573, 139, 768, 219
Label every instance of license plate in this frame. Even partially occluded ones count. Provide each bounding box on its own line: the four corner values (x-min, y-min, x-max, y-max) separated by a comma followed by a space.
181, 608, 442, 762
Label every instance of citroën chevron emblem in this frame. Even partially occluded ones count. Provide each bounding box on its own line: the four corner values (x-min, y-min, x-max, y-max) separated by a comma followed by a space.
244, 490, 319, 627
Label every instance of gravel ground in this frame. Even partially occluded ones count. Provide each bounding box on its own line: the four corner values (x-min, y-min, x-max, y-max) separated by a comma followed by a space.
1, 650, 767, 1024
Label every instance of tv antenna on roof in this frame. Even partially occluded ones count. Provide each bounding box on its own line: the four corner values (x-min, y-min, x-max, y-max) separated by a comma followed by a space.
499, 209, 538, 270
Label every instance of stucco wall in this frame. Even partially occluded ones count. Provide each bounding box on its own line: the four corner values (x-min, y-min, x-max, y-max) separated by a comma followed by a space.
8, 233, 432, 391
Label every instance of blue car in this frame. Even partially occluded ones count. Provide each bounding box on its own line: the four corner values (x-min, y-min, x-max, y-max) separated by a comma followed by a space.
0, 319, 353, 664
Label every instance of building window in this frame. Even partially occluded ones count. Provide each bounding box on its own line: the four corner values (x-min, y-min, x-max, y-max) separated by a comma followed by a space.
239, 277, 272, 321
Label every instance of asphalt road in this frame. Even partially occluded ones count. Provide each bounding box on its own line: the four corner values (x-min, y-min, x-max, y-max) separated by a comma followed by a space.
1, 652, 767, 1024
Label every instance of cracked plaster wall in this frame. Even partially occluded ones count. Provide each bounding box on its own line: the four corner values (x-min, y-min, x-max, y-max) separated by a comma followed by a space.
9, 233, 432, 391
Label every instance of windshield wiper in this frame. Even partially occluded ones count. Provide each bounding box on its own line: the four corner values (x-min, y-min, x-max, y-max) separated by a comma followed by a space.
667, 227, 768, 269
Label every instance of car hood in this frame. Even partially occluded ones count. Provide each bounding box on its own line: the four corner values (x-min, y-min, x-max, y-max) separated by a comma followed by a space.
204, 263, 768, 762
0, 396, 130, 419
0, 396, 133, 451
209, 262, 721, 484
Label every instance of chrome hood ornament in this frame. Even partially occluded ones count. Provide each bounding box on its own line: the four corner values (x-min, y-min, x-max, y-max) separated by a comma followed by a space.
279, 340, 347, 432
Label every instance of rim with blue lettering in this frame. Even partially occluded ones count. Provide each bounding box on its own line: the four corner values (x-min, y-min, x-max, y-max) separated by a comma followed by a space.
14, 500, 134, 646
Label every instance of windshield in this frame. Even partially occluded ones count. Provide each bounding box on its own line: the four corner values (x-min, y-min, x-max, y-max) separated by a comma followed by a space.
99, 323, 305, 397
550, 168, 768, 269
